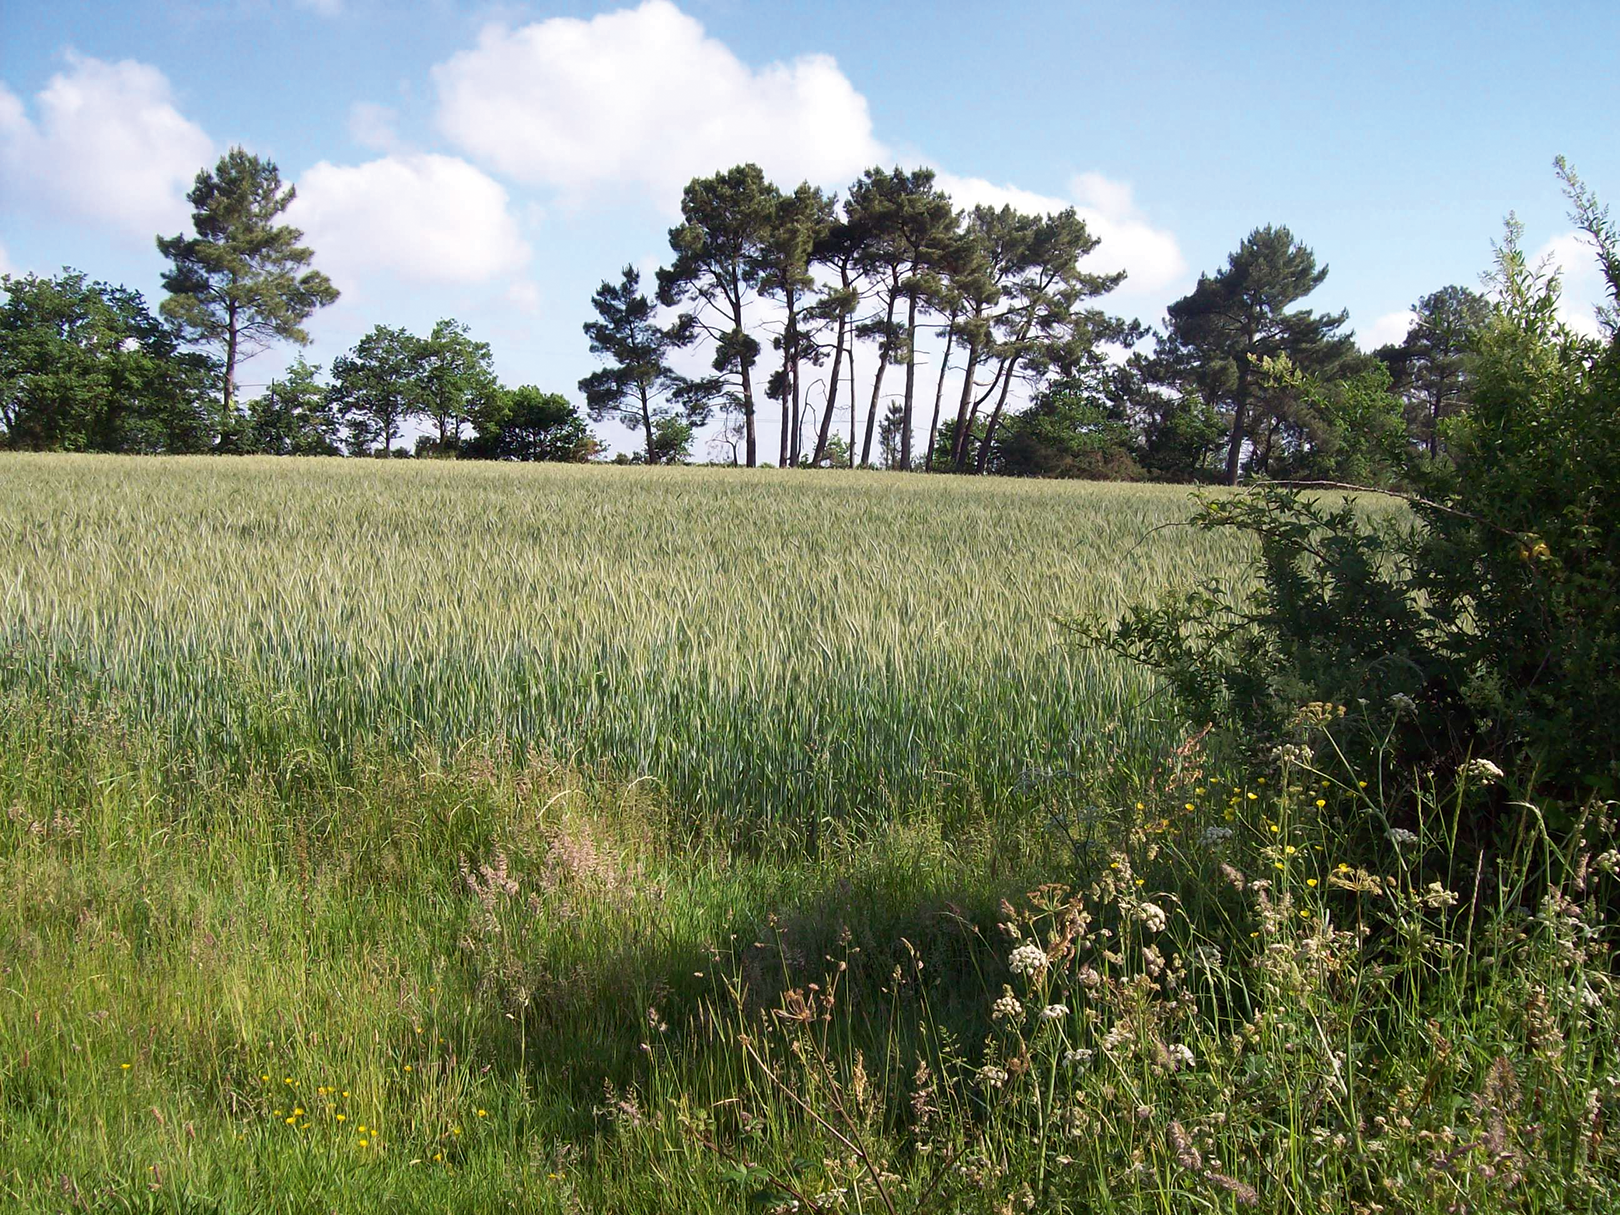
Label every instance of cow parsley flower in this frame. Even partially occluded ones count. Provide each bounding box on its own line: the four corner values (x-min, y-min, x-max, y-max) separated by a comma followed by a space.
1008, 943, 1048, 976
991, 988, 1024, 1021
1458, 757, 1505, 785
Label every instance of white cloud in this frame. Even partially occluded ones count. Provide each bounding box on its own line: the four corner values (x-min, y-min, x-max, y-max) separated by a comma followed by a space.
1361, 308, 1417, 351
294, 0, 344, 15
288, 153, 531, 290
347, 101, 401, 152
0, 52, 213, 237
932, 170, 1187, 301
0, 240, 13, 278
432, 0, 884, 208
1536, 231, 1608, 338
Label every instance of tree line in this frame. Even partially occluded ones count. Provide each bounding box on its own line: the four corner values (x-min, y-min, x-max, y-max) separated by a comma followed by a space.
1, 146, 1495, 485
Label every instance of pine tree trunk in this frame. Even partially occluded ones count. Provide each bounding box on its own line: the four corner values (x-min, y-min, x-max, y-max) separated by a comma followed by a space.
924, 320, 955, 471
778, 332, 791, 467
811, 308, 847, 466
975, 359, 1020, 474
956, 354, 1013, 471
790, 305, 803, 466
900, 291, 918, 471
1225, 354, 1250, 485
640, 385, 656, 465
861, 288, 898, 467
221, 304, 239, 445
847, 341, 857, 466
949, 338, 981, 469
732, 293, 757, 468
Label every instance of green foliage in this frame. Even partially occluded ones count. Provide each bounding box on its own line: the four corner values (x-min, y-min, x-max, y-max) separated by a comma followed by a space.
991, 378, 1144, 480
1163, 225, 1359, 484
0, 269, 215, 453
646, 414, 694, 464
1256, 356, 1413, 486
465, 385, 594, 462
245, 357, 343, 456
156, 147, 339, 428
1078, 165, 1620, 823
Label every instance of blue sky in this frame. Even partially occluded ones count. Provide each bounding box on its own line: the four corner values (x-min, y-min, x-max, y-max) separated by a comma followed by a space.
3, 0, 1617, 457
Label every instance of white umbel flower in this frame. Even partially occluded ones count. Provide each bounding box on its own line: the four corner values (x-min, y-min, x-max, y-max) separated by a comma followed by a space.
1008, 943, 1048, 976
1458, 757, 1505, 785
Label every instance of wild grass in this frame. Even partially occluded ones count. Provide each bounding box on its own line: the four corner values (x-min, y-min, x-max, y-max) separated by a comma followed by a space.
1, 456, 1614, 1212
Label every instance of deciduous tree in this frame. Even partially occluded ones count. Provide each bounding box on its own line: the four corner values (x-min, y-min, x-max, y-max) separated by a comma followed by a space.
247, 357, 342, 455
0, 270, 214, 453
329, 324, 421, 456
468, 386, 594, 462
417, 319, 498, 451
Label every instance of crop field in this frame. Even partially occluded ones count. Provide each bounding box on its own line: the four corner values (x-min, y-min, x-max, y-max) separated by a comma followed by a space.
0, 455, 1246, 836
4, 456, 1613, 1214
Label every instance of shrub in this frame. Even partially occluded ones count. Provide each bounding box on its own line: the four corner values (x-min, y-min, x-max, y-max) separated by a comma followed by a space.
1074, 162, 1620, 830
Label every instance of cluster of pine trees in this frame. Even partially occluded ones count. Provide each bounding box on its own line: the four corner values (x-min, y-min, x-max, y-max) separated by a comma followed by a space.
1, 146, 1492, 484
584, 162, 1492, 485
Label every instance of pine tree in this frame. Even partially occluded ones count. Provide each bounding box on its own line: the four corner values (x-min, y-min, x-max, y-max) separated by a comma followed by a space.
581, 265, 708, 465
758, 183, 834, 466
156, 147, 339, 443
1389, 285, 1491, 458
1163, 226, 1356, 485
657, 165, 779, 467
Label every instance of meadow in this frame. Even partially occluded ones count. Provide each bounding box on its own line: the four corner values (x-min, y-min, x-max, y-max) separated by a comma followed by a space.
1, 456, 1614, 1213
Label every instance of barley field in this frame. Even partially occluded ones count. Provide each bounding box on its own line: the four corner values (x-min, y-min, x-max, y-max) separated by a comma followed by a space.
0, 455, 1245, 837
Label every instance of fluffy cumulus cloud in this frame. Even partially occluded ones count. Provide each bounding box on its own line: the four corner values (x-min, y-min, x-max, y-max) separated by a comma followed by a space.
0, 52, 213, 237
431, 0, 885, 208
1361, 308, 1417, 351
288, 153, 531, 290
933, 170, 1187, 303
1536, 231, 1609, 338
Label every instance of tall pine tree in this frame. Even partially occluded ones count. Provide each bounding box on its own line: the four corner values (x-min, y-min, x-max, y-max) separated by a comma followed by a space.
156, 148, 339, 443
657, 165, 778, 467
1162, 226, 1355, 485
